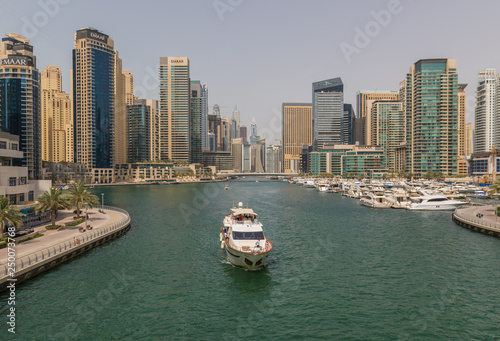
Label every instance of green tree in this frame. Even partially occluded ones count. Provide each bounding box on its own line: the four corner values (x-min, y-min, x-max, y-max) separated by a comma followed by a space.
67, 181, 100, 217
488, 179, 500, 196
36, 187, 71, 227
0, 196, 24, 232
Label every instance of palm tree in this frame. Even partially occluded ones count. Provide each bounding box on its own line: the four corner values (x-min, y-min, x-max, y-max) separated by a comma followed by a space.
67, 181, 100, 217
36, 187, 71, 227
0, 195, 24, 232
488, 179, 500, 196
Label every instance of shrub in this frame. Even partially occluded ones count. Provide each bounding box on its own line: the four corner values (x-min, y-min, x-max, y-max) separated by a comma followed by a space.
18, 233, 44, 243
45, 225, 62, 230
67, 219, 85, 227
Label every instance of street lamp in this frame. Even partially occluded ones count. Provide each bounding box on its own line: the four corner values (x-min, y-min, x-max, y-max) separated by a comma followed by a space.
101, 193, 104, 211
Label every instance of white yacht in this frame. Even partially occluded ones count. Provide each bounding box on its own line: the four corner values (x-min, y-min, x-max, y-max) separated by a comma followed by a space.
221, 202, 272, 269
406, 194, 467, 211
360, 192, 391, 208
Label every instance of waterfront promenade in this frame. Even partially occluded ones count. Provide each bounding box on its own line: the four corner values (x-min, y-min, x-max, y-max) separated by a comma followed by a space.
453, 204, 500, 237
0, 206, 130, 291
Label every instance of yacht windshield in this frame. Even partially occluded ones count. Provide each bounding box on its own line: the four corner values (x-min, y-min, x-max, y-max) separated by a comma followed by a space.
233, 231, 265, 240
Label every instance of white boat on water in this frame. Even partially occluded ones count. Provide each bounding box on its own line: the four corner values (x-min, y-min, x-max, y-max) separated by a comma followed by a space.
406, 194, 467, 211
221, 202, 273, 269
360, 193, 391, 208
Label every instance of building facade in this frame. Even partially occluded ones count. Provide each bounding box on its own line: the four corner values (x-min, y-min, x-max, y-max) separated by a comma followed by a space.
190, 81, 203, 163
282, 103, 313, 173
370, 100, 404, 171
474, 68, 496, 153
356, 90, 399, 146
403, 59, 459, 176
159, 57, 190, 162
265, 144, 282, 173
464, 123, 474, 157
312, 78, 344, 148
72, 28, 116, 169
0, 33, 41, 178
41, 65, 73, 163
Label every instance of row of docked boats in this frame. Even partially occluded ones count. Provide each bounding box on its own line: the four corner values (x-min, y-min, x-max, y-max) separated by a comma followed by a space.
287, 177, 488, 211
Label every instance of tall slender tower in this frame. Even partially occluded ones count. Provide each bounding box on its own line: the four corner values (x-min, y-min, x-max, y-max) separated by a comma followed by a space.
123, 70, 134, 106
474, 69, 496, 153
201, 83, 208, 149
404, 59, 459, 176
159, 57, 190, 162
41, 65, 73, 162
0, 33, 41, 178
127, 99, 159, 163
231, 105, 240, 139
114, 51, 127, 164
190, 80, 203, 163
312, 78, 344, 148
72, 28, 116, 168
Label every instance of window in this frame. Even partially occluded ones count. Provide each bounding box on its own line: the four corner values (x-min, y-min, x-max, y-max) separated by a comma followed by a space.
19, 177, 27, 185
19, 193, 24, 202
0, 141, 6, 149
9, 195, 16, 204
9, 177, 16, 186
11, 143, 17, 150
233, 231, 265, 240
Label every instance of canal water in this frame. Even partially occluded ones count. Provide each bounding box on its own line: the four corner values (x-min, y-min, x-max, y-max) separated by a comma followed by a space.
2, 178, 500, 340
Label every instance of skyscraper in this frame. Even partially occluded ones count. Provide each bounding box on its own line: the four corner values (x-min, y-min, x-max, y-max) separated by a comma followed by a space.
114, 51, 127, 165
231, 105, 240, 139
190, 80, 203, 163
343, 104, 355, 145
266, 144, 282, 173
312, 77, 344, 148
72, 28, 116, 169
464, 123, 474, 156
201, 83, 208, 149
403, 59, 459, 176
127, 98, 159, 163
356, 90, 399, 145
282, 103, 313, 173
474, 69, 496, 153
249, 117, 259, 144
370, 100, 404, 171
41, 65, 73, 162
0, 33, 41, 178
123, 70, 134, 106
457, 83, 468, 175
239, 126, 247, 144
159, 57, 190, 162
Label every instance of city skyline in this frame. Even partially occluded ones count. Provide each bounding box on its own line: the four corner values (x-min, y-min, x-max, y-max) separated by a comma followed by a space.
2, 0, 500, 143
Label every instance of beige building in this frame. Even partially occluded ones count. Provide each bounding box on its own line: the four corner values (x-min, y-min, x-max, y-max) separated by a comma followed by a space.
123, 70, 134, 106
457, 84, 468, 175
114, 51, 127, 165
356, 90, 399, 145
464, 123, 474, 157
282, 103, 313, 173
159, 57, 190, 162
41, 66, 73, 163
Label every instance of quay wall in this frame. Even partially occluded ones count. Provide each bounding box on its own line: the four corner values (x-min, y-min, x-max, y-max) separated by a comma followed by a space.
0, 206, 131, 292
452, 207, 500, 238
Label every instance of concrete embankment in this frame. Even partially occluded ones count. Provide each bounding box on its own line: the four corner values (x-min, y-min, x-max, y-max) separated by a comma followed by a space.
452, 205, 500, 238
0, 206, 131, 292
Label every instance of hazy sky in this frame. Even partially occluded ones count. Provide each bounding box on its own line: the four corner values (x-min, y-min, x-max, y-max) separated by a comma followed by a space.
1, 0, 498, 143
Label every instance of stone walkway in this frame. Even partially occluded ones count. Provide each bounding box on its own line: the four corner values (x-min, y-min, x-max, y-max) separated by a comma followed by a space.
453, 204, 500, 232
0, 208, 124, 265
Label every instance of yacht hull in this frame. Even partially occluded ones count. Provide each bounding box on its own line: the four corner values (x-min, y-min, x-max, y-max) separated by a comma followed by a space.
224, 243, 271, 270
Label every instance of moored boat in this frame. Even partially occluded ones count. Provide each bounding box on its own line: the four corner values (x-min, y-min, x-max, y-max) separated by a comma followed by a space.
220, 202, 272, 269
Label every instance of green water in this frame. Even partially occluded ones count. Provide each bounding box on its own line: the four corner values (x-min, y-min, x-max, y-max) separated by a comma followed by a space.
2, 179, 500, 340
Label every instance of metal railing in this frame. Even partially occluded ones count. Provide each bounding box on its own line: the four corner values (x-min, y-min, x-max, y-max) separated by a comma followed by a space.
0, 206, 130, 278
453, 207, 500, 232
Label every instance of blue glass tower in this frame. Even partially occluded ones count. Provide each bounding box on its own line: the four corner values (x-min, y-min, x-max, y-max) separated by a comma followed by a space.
0, 34, 41, 178
73, 28, 115, 169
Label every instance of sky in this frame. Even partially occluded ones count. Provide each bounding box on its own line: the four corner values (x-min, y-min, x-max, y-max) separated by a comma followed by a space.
1, 0, 499, 143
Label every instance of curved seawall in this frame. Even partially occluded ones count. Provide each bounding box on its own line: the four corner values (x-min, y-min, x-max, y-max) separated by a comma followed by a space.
0, 206, 131, 292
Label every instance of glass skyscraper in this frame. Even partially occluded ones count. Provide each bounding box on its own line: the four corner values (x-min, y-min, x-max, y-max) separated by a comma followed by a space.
0, 33, 41, 178
72, 28, 116, 169
403, 59, 459, 176
312, 77, 344, 149
190, 80, 202, 163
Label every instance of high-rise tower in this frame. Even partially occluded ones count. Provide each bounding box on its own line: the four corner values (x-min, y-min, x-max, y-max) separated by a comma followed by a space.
474, 69, 496, 153
403, 59, 459, 176
312, 78, 344, 148
72, 28, 116, 168
282, 103, 313, 173
41, 65, 73, 163
0, 33, 41, 178
159, 57, 190, 162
